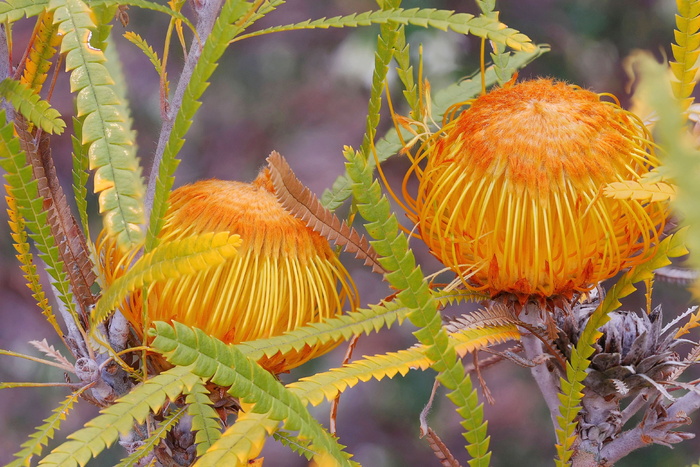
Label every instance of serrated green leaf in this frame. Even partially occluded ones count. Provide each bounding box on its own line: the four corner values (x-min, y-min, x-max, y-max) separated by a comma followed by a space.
0, 112, 80, 324
71, 116, 90, 241
0, 0, 48, 22
345, 145, 490, 465
236, 298, 410, 362
92, 231, 242, 325
149, 322, 357, 466
51, 0, 145, 251
0, 78, 65, 134
39, 366, 199, 466
273, 431, 316, 461
554, 231, 687, 464
20, 10, 61, 94
238, 8, 534, 53
145, 0, 251, 251
7, 388, 85, 466
186, 379, 223, 456
195, 407, 278, 466
288, 320, 519, 407
115, 405, 187, 467
5, 193, 64, 337
670, 0, 700, 112
123, 31, 168, 95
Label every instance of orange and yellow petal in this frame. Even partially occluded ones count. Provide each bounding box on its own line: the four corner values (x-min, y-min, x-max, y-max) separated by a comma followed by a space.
99, 172, 358, 373
405, 79, 667, 299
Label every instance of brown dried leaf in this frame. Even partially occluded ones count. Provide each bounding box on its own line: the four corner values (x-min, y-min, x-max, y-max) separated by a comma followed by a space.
16, 115, 96, 319
29, 338, 73, 371
424, 427, 463, 467
445, 303, 518, 333
266, 151, 386, 275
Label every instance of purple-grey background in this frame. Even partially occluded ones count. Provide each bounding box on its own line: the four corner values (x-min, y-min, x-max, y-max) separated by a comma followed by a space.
0, 1, 697, 465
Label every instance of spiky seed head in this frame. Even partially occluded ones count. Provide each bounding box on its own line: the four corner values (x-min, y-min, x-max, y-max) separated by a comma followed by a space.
405, 79, 668, 300
557, 303, 681, 399
99, 171, 358, 373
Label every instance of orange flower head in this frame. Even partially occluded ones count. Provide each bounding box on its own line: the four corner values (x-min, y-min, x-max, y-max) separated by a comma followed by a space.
100, 171, 358, 373
404, 79, 667, 299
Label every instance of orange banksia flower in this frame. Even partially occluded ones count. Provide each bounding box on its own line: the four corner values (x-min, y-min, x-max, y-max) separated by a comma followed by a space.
99, 172, 358, 373
403, 79, 667, 300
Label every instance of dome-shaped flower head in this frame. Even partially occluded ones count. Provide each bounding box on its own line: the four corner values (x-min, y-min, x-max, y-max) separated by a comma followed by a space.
404, 79, 667, 300
100, 171, 358, 373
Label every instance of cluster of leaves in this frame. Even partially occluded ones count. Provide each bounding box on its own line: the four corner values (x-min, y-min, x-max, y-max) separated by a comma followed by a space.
0, 0, 699, 466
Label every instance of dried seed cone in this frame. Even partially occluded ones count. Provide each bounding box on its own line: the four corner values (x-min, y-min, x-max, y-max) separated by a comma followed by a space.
407, 79, 667, 299
100, 172, 358, 373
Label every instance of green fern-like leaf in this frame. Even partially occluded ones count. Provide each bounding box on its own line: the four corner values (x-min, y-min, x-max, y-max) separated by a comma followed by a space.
358, 1, 403, 159
345, 146, 491, 466
392, 28, 420, 120
0, 79, 65, 134
289, 321, 520, 407
116, 405, 187, 467
236, 289, 485, 367
20, 10, 61, 93
186, 379, 223, 456
5, 193, 64, 337
86, 2, 116, 52
554, 229, 688, 466
0, 112, 81, 325
238, 8, 534, 53
196, 406, 279, 466
670, 0, 700, 113
272, 431, 316, 461
7, 388, 85, 466
0, 0, 47, 22
236, 298, 410, 362
39, 366, 199, 466
91, 231, 242, 325
475, 1, 515, 85
70, 116, 91, 243
50, 0, 145, 251
149, 321, 357, 466
123, 31, 168, 95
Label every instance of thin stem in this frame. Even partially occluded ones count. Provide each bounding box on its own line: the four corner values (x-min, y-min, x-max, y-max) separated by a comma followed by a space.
0, 25, 13, 119
519, 303, 562, 426
330, 334, 360, 435
620, 390, 649, 425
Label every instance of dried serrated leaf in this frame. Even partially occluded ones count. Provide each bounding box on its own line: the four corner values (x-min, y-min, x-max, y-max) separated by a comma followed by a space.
266, 151, 386, 275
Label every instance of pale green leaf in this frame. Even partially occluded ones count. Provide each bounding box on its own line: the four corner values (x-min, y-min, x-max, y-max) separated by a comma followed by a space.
91, 231, 242, 325
0, 78, 65, 134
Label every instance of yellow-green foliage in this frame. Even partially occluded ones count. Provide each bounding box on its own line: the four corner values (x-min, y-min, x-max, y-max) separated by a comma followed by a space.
39, 366, 200, 466
91, 231, 242, 325
3, 1, 697, 466
671, 0, 700, 113
51, 0, 145, 251
554, 229, 688, 466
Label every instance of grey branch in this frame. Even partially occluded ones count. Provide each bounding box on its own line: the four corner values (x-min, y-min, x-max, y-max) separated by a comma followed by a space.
518, 303, 563, 426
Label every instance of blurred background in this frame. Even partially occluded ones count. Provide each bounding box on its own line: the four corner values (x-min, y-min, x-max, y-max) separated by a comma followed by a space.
0, 0, 697, 465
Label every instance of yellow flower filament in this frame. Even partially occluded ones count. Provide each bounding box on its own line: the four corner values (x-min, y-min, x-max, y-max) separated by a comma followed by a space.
403, 79, 667, 299
99, 173, 358, 373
